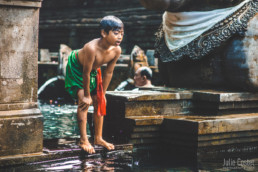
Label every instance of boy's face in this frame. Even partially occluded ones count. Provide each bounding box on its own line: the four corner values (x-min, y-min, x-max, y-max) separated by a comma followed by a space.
103, 28, 124, 46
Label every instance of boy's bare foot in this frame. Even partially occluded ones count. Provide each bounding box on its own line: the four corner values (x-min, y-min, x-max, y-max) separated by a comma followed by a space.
94, 138, 115, 150
78, 141, 95, 154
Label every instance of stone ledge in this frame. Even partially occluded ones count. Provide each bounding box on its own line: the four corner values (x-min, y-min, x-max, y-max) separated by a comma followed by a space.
0, 0, 42, 8
163, 113, 258, 135
0, 108, 41, 117
193, 91, 258, 102
106, 90, 192, 101
106, 90, 192, 118
191, 90, 258, 115
127, 116, 164, 126
0, 102, 38, 111
0, 152, 43, 166
107, 89, 258, 116
161, 113, 258, 147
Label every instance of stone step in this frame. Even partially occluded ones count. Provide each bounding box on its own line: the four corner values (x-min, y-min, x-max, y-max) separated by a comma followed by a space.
126, 116, 164, 126
162, 132, 258, 147
161, 113, 258, 147
104, 116, 163, 146
162, 130, 258, 142
162, 113, 258, 135
133, 125, 160, 132
131, 132, 160, 139
129, 138, 160, 145
139, 88, 258, 116
105, 89, 258, 149
193, 91, 258, 115
107, 89, 258, 117
193, 90, 258, 102
106, 91, 192, 118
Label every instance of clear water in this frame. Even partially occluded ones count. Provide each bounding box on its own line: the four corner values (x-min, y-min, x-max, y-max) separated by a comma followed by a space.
39, 100, 92, 139
39, 101, 79, 139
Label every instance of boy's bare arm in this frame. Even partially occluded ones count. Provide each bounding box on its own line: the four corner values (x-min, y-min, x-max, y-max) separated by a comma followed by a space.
82, 45, 95, 97
102, 47, 121, 94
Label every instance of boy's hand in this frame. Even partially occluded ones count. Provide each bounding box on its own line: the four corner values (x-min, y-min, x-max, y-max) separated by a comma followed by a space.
79, 96, 92, 111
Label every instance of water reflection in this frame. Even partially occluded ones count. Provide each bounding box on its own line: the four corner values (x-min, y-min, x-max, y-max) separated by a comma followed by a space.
38, 100, 91, 139
1, 148, 209, 171
80, 151, 133, 172
6, 150, 134, 172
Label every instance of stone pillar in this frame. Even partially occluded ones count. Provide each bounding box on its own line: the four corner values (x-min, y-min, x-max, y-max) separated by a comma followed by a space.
0, 0, 43, 160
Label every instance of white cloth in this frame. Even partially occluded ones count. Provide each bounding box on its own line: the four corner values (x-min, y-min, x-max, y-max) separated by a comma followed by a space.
163, 0, 251, 52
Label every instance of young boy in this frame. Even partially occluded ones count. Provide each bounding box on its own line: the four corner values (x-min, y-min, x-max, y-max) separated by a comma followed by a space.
65, 16, 124, 154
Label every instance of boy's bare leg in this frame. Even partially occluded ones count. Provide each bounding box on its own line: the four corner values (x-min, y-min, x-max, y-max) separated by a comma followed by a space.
92, 95, 115, 150
77, 89, 95, 154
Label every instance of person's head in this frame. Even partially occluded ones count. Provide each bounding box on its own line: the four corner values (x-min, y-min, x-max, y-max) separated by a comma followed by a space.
100, 16, 124, 46
134, 66, 153, 87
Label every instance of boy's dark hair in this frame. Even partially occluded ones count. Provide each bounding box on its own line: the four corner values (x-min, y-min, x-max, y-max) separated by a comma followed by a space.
100, 15, 124, 34
140, 67, 152, 80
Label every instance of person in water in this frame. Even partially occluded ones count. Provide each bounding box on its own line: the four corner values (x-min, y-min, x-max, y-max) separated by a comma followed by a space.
65, 16, 124, 154
134, 66, 154, 88
115, 66, 154, 91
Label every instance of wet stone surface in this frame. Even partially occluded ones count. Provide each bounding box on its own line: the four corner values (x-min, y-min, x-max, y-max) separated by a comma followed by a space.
2, 144, 258, 171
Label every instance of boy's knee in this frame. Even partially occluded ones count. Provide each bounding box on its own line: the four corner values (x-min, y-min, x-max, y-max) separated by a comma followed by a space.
77, 116, 87, 122
77, 112, 88, 122
77, 89, 84, 99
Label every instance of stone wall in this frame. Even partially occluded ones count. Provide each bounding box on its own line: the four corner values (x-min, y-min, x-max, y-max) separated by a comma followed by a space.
39, 0, 162, 53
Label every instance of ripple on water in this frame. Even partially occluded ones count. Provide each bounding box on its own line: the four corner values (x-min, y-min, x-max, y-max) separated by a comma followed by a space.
38, 101, 82, 139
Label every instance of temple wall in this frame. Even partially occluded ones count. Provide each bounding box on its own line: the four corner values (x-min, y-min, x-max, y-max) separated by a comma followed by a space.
39, 0, 162, 53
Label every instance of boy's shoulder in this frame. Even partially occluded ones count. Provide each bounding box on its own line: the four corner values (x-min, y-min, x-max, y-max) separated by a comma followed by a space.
112, 45, 122, 53
84, 39, 98, 49
82, 39, 99, 53
83, 38, 121, 55
109, 46, 122, 58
